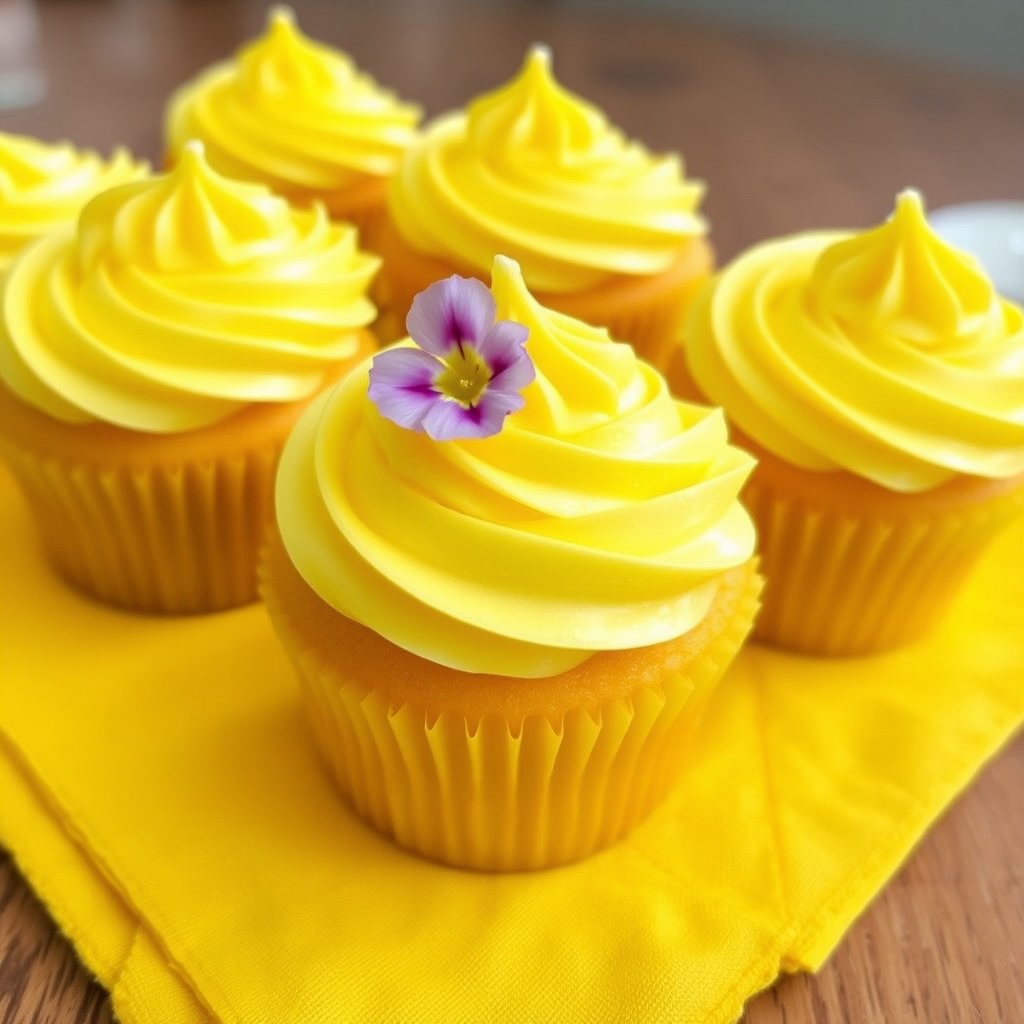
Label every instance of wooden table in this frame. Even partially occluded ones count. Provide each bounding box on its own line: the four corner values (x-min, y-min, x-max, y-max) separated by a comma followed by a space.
1, 1, 1022, 1021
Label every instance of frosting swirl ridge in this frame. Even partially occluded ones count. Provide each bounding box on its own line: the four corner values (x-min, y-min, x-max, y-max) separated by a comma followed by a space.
165, 7, 421, 193
0, 143, 379, 433
684, 190, 1024, 491
277, 256, 755, 678
0, 131, 146, 272
388, 46, 706, 293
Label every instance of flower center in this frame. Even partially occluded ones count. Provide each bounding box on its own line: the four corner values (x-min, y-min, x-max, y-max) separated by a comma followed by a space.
434, 344, 492, 407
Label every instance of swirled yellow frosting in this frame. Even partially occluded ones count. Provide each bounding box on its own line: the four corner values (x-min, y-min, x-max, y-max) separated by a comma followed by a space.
277, 256, 755, 678
684, 190, 1024, 492
388, 46, 706, 294
0, 142, 379, 433
165, 7, 421, 195
0, 131, 146, 273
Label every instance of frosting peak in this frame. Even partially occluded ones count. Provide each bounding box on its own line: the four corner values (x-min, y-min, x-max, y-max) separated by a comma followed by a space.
468, 46, 599, 157
490, 254, 648, 435
388, 47, 705, 292
808, 189, 995, 349
0, 131, 147, 272
2, 134, 71, 189
277, 257, 755, 677
684, 191, 1024, 491
0, 146, 379, 433
165, 8, 421, 192
81, 141, 297, 274
238, 7, 368, 104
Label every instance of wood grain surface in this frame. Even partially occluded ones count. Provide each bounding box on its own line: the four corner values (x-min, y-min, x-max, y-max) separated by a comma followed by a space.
1, 1, 1023, 1021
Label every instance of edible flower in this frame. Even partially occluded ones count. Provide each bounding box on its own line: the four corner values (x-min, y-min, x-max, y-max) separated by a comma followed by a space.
368, 274, 533, 440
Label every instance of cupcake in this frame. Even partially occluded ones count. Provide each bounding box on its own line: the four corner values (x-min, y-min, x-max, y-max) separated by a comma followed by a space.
0, 142, 379, 614
164, 6, 420, 240
674, 190, 1024, 655
261, 254, 760, 870
374, 45, 711, 369
0, 130, 146, 274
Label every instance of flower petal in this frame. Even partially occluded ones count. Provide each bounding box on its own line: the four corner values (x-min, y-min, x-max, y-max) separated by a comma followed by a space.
476, 319, 530, 375
489, 355, 535, 396
406, 276, 496, 356
478, 320, 535, 395
420, 399, 487, 441
367, 347, 442, 431
470, 387, 528, 437
491, 358, 536, 398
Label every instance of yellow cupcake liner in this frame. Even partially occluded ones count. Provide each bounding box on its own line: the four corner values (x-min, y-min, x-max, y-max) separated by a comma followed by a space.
2, 441, 279, 614
262, 562, 761, 871
744, 472, 1024, 655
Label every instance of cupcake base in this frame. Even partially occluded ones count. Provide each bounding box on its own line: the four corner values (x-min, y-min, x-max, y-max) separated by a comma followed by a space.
0, 331, 375, 615
668, 354, 1024, 655
742, 442, 1024, 656
372, 215, 713, 370
261, 529, 761, 871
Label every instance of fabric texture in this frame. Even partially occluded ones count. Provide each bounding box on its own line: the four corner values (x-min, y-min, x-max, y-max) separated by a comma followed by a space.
1, 463, 1021, 1024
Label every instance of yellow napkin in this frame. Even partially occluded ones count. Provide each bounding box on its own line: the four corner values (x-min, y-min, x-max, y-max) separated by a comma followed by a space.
1, 463, 1021, 1024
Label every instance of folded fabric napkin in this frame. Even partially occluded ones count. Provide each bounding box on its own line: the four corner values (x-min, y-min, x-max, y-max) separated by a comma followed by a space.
1, 463, 1021, 1024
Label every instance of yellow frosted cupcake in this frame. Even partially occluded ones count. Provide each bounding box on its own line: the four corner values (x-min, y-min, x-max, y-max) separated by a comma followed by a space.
673, 190, 1024, 655
1, 130, 146, 274
261, 255, 760, 870
0, 142, 378, 614
375, 46, 711, 368
164, 6, 420, 240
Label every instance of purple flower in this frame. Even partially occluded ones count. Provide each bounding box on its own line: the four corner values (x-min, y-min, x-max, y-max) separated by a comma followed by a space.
368, 275, 534, 441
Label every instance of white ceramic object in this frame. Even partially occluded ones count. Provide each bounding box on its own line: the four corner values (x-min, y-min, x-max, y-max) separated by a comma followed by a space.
0, 0, 44, 110
929, 201, 1024, 302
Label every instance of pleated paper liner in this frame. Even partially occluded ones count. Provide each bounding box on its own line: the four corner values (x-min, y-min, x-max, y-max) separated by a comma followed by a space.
260, 528, 762, 871
3, 442, 279, 614
371, 213, 713, 364
0, 332, 375, 615
743, 448, 1024, 655
665, 352, 1024, 656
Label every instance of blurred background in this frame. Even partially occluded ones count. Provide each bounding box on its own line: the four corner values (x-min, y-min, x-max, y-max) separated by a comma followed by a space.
561, 0, 1024, 78
1, 0, 1022, 257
